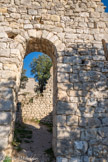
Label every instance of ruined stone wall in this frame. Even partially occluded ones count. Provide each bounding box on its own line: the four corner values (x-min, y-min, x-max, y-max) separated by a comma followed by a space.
17, 72, 53, 123
0, 0, 108, 161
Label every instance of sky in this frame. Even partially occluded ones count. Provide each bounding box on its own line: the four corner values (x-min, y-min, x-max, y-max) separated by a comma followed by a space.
102, 0, 108, 12
23, 0, 108, 78
23, 52, 42, 78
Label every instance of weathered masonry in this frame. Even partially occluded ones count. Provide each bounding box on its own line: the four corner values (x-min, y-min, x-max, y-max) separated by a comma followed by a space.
0, 0, 108, 161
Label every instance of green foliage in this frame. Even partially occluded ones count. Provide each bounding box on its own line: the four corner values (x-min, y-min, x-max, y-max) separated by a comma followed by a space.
3, 156, 11, 162
41, 121, 53, 133
20, 69, 28, 88
29, 97, 33, 103
30, 54, 52, 93
12, 123, 33, 151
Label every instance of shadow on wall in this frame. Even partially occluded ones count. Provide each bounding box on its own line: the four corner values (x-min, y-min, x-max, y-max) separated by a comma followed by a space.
56, 43, 108, 161
13, 102, 54, 162
0, 42, 108, 161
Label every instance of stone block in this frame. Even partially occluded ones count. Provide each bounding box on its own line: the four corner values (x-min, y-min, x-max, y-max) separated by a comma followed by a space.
69, 157, 81, 162
57, 83, 73, 91
24, 24, 33, 29
57, 115, 66, 126
0, 32, 8, 38
102, 118, 108, 126
0, 16, 4, 22
57, 64, 72, 72
83, 156, 89, 162
90, 12, 100, 18
67, 90, 82, 97
74, 141, 88, 154
93, 56, 105, 61
0, 63, 2, 70
10, 13, 20, 19
79, 117, 101, 128
79, 71, 106, 82
57, 72, 69, 83
64, 56, 81, 64
57, 126, 70, 139
4, 64, 17, 71
58, 89, 68, 101
70, 128, 80, 140
87, 98, 97, 107
0, 49, 10, 57
0, 8, 7, 13
0, 137, 8, 150
93, 145, 108, 157
0, 88, 12, 99
70, 74, 79, 83
36, 30, 42, 38
56, 157, 68, 162
81, 128, 97, 141
74, 83, 83, 90
0, 99, 13, 111
28, 9, 37, 15
0, 152, 4, 161
21, 0, 31, 5
28, 29, 36, 38
57, 139, 73, 155
69, 97, 79, 103
0, 43, 7, 49
57, 101, 78, 115
66, 115, 78, 126
51, 15, 60, 22
0, 112, 12, 125
0, 126, 10, 137
50, 35, 58, 43
55, 42, 65, 51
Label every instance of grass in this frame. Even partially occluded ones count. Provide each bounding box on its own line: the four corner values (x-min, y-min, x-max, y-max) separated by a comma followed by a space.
29, 97, 33, 103
44, 148, 55, 162
30, 118, 41, 124
12, 122, 33, 152
3, 156, 12, 162
29, 119, 53, 133
41, 121, 53, 133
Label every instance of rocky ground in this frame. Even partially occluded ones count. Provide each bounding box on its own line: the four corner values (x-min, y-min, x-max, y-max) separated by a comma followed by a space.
12, 121, 55, 162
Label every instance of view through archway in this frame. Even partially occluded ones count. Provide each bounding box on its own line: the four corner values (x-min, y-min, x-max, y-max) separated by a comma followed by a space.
12, 38, 57, 162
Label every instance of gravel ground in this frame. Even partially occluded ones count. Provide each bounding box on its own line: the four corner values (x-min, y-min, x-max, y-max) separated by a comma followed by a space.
12, 121, 55, 162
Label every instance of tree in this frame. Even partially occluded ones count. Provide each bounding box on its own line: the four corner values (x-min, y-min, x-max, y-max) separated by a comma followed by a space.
30, 54, 52, 93
20, 69, 28, 88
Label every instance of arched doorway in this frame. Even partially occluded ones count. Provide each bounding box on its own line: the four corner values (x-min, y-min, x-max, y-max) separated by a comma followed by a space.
12, 37, 57, 161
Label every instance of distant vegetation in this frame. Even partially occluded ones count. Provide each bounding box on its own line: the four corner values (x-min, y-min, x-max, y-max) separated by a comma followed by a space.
20, 69, 28, 89
30, 54, 52, 93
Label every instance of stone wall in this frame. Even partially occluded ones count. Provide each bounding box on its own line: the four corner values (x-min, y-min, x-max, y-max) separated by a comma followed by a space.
17, 70, 53, 123
0, 0, 108, 161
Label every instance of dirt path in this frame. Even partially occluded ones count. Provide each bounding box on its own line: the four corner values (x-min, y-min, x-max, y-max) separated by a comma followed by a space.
12, 121, 55, 162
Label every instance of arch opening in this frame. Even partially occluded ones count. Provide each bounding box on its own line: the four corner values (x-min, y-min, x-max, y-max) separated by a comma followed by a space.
13, 37, 57, 161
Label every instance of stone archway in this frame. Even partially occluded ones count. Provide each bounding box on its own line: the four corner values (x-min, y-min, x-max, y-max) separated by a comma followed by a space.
19, 35, 59, 156
13, 36, 59, 161
0, 30, 63, 160
0, 0, 108, 161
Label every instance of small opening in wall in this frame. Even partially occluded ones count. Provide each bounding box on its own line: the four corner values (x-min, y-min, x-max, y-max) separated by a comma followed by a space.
7, 32, 18, 39
81, 60, 85, 64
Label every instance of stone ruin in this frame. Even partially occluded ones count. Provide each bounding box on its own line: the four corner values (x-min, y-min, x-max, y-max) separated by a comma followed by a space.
17, 69, 53, 124
0, 0, 108, 161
